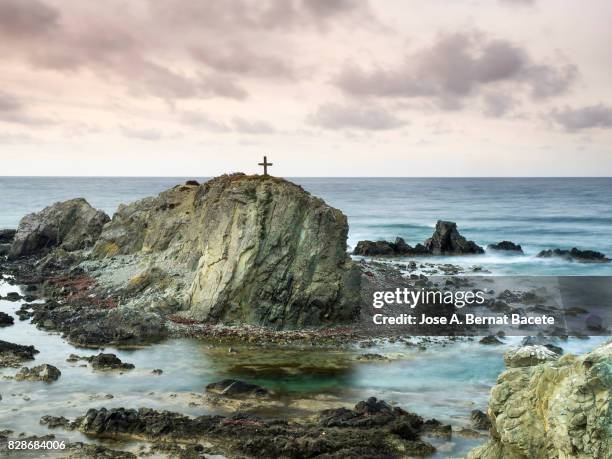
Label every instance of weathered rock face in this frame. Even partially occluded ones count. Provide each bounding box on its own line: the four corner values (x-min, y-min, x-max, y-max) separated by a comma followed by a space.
353, 220, 483, 257
469, 341, 612, 459
503, 345, 559, 368
93, 174, 361, 328
424, 220, 484, 255
537, 247, 611, 263
9, 199, 109, 259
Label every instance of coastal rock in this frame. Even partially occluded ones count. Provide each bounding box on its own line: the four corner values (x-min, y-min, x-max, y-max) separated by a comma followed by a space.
424, 221, 484, 255
87, 353, 135, 371
9, 198, 109, 259
93, 174, 361, 328
15, 364, 61, 382
0, 243, 10, 256
503, 345, 559, 368
537, 247, 611, 263
205, 379, 269, 398
353, 237, 428, 256
469, 341, 612, 459
0, 340, 39, 367
0, 312, 14, 326
479, 335, 502, 345
487, 241, 523, 253
0, 228, 16, 243
470, 409, 491, 430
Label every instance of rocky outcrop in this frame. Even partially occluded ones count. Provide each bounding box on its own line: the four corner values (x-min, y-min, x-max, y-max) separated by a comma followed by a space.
0, 228, 16, 243
469, 341, 612, 459
15, 364, 61, 382
0, 340, 39, 368
206, 379, 269, 398
537, 247, 611, 263
8, 198, 109, 259
0, 312, 14, 326
424, 221, 484, 255
353, 220, 483, 257
487, 241, 523, 253
503, 345, 559, 368
92, 174, 361, 328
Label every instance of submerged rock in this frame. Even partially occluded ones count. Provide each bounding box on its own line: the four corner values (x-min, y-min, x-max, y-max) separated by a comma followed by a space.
205, 379, 269, 398
469, 341, 612, 459
15, 364, 61, 382
86, 353, 135, 371
92, 174, 361, 328
9, 198, 109, 259
487, 241, 523, 253
537, 247, 611, 263
0, 340, 39, 368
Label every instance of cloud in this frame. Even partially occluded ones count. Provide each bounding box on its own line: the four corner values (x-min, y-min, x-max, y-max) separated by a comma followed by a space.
482, 92, 517, 118
499, 0, 536, 5
120, 125, 163, 140
0, 91, 53, 126
308, 103, 405, 130
180, 112, 231, 132
549, 104, 612, 131
0, 0, 58, 38
233, 117, 277, 134
335, 31, 577, 106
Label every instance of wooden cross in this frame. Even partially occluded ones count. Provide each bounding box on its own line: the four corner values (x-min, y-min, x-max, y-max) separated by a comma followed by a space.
258, 155, 273, 176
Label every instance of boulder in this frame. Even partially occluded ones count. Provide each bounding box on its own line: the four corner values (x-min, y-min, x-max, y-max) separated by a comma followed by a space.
470, 409, 491, 430
0, 229, 16, 243
479, 335, 502, 345
0, 312, 14, 326
537, 247, 611, 263
353, 237, 428, 256
86, 353, 135, 371
424, 221, 484, 255
93, 174, 361, 328
469, 341, 612, 459
487, 241, 523, 253
0, 340, 39, 368
15, 364, 61, 382
9, 198, 109, 259
503, 345, 559, 368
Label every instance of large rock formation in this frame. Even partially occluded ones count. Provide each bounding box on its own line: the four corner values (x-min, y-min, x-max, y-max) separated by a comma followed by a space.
93, 174, 361, 328
353, 220, 483, 256
469, 341, 612, 459
8, 198, 109, 259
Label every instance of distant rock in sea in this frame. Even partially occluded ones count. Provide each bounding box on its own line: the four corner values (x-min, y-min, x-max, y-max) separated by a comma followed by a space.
8, 198, 109, 259
468, 341, 612, 459
487, 241, 523, 253
537, 247, 611, 263
353, 220, 484, 256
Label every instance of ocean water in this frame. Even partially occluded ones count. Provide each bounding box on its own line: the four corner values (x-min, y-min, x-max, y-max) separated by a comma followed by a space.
1, 176, 611, 275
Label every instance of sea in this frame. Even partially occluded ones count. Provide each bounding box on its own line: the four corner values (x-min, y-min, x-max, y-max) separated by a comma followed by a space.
1, 176, 611, 457
1, 176, 611, 275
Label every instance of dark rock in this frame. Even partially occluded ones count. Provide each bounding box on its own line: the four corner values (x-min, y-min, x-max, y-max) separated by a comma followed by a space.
9, 198, 109, 259
15, 364, 61, 382
0, 243, 10, 256
152, 369, 163, 375
420, 419, 452, 439
206, 379, 269, 398
544, 344, 564, 355
585, 313, 604, 331
0, 340, 39, 367
0, 228, 16, 243
353, 237, 427, 256
487, 241, 523, 253
537, 248, 611, 263
423, 221, 484, 255
184, 180, 200, 186
357, 353, 388, 361
4, 292, 23, 301
470, 409, 491, 430
479, 335, 503, 345
87, 353, 135, 371
0, 312, 14, 326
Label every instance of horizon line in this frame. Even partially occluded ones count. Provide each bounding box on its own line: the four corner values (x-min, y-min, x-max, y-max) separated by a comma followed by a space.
1, 175, 612, 179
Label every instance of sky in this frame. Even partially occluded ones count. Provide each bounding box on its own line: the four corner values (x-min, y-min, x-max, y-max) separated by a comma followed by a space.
0, 0, 611, 177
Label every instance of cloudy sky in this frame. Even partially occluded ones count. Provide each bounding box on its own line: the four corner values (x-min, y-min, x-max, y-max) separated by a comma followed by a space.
1, 0, 611, 176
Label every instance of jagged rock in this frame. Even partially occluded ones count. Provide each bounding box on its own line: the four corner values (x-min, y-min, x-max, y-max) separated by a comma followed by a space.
353, 237, 428, 256
537, 247, 611, 263
15, 364, 61, 382
479, 335, 502, 345
0, 340, 39, 367
487, 241, 523, 253
470, 409, 491, 430
205, 379, 269, 398
86, 353, 134, 371
0, 228, 16, 243
424, 221, 484, 255
469, 341, 612, 459
0, 312, 14, 326
93, 174, 361, 328
503, 345, 559, 368
3, 291, 23, 301
9, 198, 109, 259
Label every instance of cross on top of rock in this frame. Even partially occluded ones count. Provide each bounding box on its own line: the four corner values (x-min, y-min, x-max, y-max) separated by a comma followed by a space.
258, 155, 273, 176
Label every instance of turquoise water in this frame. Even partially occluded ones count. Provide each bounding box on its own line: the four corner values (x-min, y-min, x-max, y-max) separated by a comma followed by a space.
1, 177, 611, 275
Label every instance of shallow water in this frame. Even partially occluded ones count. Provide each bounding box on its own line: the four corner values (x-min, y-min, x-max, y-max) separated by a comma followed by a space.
1, 279, 609, 458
